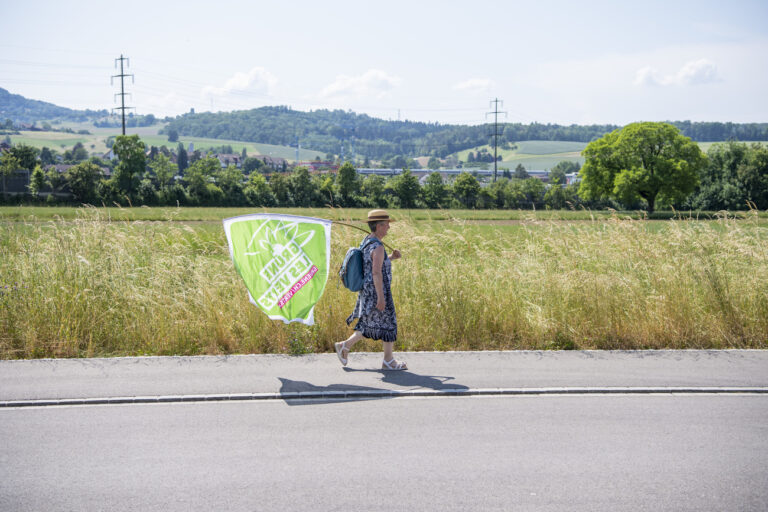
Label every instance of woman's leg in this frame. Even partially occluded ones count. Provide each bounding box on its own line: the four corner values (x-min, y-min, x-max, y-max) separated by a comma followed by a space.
382, 341, 406, 369
335, 330, 363, 366
342, 330, 363, 349
383, 341, 394, 362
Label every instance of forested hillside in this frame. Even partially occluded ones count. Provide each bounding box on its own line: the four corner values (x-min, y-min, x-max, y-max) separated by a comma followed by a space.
163, 106, 768, 159
0, 87, 107, 123
162, 106, 622, 159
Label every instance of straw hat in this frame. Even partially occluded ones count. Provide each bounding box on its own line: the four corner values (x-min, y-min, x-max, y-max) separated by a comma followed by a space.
367, 209, 394, 222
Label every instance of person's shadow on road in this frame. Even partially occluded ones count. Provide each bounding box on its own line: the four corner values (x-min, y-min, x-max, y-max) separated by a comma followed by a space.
278, 370, 468, 406
343, 367, 468, 391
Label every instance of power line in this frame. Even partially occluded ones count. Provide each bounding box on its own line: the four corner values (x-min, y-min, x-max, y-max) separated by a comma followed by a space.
486, 98, 507, 182
111, 54, 134, 135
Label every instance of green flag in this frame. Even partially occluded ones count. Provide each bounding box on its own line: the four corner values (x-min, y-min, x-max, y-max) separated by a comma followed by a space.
223, 214, 332, 325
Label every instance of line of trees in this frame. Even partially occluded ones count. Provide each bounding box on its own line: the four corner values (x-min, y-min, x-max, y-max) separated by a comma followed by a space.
0, 135, 580, 209
2, 128, 766, 212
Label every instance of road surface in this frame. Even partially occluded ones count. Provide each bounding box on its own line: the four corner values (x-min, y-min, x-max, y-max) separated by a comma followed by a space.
1, 350, 766, 511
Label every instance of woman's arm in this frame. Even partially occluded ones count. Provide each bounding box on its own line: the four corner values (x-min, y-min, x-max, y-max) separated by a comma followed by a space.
371, 245, 386, 311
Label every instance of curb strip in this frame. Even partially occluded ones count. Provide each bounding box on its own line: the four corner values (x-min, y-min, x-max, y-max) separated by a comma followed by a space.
2, 387, 767, 408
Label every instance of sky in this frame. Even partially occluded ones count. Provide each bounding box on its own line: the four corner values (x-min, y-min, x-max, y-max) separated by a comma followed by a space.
2, 0, 767, 126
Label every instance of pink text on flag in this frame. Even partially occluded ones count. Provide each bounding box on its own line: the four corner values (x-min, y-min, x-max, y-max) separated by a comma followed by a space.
277, 265, 318, 308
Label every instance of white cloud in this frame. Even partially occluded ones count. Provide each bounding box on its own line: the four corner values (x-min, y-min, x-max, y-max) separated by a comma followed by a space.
676, 59, 719, 85
634, 59, 719, 87
452, 78, 495, 95
202, 67, 278, 98
318, 69, 401, 100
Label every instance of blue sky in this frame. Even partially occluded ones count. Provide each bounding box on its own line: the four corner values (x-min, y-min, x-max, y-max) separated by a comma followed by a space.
2, 0, 767, 125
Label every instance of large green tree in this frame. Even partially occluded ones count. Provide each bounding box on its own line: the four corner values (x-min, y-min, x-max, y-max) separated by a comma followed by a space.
28, 164, 46, 199
690, 141, 768, 210
579, 122, 705, 213
64, 142, 89, 163
390, 169, 421, 208
242, 156, 263, 174
737, 143, 768, 209
422, 172, 447, 208
243, 173, 276, 206
269, 173, 290, 205
112, 135, 147, 201
360, 175, 386, 207
544, 183, 580, 209
453, 172, 481, 208
39, 147, 57, 166
521, 178, 546, 206
216, 164, 245, 205
9, 144, 38, 171
176, 142, 188, 173
184, 156, 221, 204
289, 166, 315, 206
150, 153, 176, 194
336, 161, 359, 206
66, 161, 103, 204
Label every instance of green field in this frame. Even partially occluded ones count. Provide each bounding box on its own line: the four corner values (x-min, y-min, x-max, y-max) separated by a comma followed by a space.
1, 207, 766, 359
456, 140, 586, 170
454, 140, 768, 171
7, 126, 325, 162
8, 131, 97, 151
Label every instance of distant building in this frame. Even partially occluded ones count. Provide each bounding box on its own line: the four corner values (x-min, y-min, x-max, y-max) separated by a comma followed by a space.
565, 172, 581, 185
214, 153, 242, 168
260, 156, 287, 170
297, 161, 339, 172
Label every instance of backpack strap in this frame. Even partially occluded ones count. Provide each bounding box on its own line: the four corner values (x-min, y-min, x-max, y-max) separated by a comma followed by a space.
360, 236, 379, 250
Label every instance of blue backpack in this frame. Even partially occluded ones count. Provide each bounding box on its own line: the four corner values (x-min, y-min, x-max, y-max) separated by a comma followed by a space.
339, 238, 376, 292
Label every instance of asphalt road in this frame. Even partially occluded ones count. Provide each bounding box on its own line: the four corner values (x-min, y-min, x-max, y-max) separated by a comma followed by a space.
2, 395, 767, 511
1, 351, 767, 511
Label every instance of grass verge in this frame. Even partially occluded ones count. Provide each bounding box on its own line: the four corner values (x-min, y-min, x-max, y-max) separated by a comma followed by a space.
1, 208, 766, 358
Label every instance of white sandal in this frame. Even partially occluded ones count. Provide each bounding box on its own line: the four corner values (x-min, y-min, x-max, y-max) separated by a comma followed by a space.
382, 358, 407, 371
334, 342, 349, 366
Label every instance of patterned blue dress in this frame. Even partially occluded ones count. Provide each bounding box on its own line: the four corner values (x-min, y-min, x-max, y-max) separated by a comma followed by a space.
346, 235, 397, 342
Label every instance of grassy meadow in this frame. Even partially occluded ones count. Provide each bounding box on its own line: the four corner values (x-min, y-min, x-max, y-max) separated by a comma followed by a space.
455, 140, 768, 170
1, 206, 767, 359
455, 141, 585, 170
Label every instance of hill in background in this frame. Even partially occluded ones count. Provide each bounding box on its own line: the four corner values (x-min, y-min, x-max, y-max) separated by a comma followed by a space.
2, 87, 768, 164
0, 87, 108, 124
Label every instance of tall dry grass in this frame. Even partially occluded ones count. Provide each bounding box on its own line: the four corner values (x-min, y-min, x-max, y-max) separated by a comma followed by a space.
1, 209, 766, 358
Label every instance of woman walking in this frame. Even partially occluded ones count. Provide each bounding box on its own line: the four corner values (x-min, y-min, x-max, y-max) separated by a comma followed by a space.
335, 210, 406, 370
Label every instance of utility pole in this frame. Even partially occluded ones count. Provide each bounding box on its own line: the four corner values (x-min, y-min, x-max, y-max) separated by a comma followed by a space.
111, 54, 134, 136
486, 98, 507, 182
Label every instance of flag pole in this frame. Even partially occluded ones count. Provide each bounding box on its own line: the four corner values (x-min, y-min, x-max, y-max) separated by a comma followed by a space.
332, 221, 394, 251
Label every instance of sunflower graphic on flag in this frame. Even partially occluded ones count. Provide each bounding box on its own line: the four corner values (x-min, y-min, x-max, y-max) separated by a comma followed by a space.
223, 214, 332, 325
